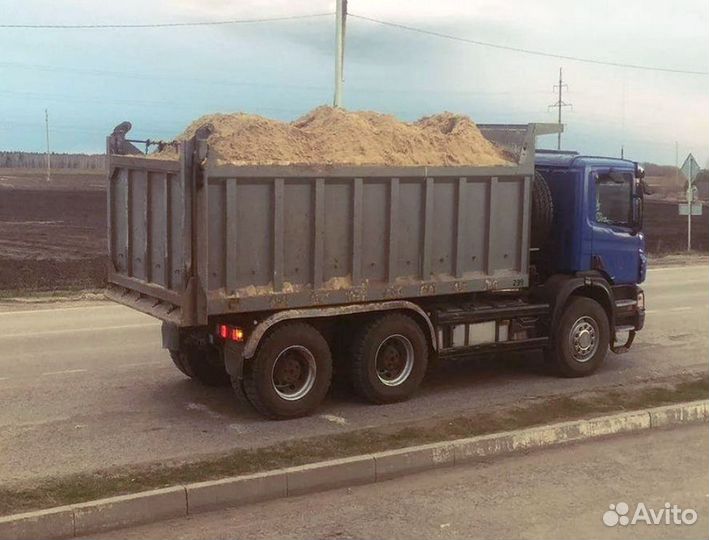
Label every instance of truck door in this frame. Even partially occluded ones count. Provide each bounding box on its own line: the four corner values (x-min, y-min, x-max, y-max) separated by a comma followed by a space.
589, 169, 640, 284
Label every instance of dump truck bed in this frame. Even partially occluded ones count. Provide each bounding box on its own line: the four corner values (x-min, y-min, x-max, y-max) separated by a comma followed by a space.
105, 123, 559, 326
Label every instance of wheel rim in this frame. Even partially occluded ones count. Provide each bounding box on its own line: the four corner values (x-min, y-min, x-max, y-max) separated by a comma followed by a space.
568, 316, 599, 363
271, 345, 317, 401
375, 334, 415, 387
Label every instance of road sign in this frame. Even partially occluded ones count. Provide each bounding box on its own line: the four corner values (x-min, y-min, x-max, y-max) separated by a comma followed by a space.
679, 203, 703, 216
681, 153, 700, 184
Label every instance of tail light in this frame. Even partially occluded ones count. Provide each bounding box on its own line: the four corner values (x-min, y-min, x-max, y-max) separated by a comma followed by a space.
217, 324, 244, 342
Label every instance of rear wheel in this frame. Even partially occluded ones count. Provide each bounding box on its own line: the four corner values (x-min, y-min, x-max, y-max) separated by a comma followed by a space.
547, 297, 610, 377
169, 346, 230, 387
243, 322, 333, 419
350, 314, 429, 404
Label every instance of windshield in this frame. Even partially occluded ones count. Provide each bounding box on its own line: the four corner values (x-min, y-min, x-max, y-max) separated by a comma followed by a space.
595, 172, 633, 227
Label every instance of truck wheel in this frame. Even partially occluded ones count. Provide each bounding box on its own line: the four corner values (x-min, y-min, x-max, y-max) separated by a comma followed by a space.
350, 314, 428, 404
230, 375, 253, 409
547, 297, 610, 377
243, 322, 332, 419
169, 346, 230, 387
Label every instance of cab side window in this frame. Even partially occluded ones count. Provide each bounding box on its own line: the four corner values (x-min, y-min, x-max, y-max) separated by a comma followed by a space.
595, 172, 632, 227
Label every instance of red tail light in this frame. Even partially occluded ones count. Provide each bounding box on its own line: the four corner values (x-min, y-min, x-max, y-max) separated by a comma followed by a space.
217, 324, 244, 342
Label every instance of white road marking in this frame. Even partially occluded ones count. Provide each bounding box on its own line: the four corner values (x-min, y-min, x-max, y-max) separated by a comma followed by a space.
120, 361, 164, 369
0, 304, 117, 317
320, 414, 348, 426
41, 369, 88, 376
185, 402, 230, 420
646, 305, 705, 314
2, 323, 160, 339
647, 265, 707, 273
0, 377, 9, 381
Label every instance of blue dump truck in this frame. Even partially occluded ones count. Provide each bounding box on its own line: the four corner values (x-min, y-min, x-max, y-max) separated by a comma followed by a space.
105, 122, 645, 419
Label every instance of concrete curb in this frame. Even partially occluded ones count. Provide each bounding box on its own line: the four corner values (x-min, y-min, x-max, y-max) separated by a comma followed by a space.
1, 400, 706, 540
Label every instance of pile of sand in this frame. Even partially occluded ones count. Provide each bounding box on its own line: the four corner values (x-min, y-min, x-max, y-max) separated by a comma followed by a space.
158, 106, 510, 166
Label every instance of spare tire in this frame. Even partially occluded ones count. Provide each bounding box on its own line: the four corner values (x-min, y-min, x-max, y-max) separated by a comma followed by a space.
531, 171, 553, 249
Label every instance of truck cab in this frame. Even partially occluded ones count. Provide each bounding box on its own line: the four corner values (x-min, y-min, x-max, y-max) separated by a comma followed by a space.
534, 151, 646, 352
535, 151, 646, 285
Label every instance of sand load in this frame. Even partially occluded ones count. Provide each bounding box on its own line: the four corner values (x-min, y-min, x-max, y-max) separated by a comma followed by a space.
156, 106, 510, 166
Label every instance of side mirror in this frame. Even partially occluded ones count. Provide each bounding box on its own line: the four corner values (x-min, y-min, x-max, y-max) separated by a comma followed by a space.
635, 164, 646, 180
631, 194, 643, 234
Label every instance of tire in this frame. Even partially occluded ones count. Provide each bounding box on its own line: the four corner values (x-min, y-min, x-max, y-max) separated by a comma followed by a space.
169, 346, 230, 387
230, 374, 253, 409
546, 297, 610, 377
350, 313, 429, 404
531, 171, 553, 249
243, 322, 333, 419
169, 349, 192, 377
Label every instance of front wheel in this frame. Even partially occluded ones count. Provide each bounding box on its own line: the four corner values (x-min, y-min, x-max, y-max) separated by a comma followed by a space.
350, 313, 429, 404
547, 296, 610, 377
243, 322, 333, 419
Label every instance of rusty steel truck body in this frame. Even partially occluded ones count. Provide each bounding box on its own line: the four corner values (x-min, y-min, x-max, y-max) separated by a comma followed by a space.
105, 122, 646, 418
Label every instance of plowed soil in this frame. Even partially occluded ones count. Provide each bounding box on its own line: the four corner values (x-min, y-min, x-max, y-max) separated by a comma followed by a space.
0, 173, 106, 291
158, 106, 510, 166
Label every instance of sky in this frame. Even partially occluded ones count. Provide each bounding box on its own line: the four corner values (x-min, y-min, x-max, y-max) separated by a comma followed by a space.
1, 0, 708, 166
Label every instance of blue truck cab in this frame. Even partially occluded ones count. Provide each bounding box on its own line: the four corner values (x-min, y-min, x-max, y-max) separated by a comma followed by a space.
534, 150, 646, 356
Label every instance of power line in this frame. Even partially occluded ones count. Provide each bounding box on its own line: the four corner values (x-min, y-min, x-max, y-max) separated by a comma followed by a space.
0, 60, 561, 97
349, 13, 709, 76
0, 12, 333, 29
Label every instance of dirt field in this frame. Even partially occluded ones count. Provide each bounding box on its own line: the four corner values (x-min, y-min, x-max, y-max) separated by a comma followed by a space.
0, 170, 106, 291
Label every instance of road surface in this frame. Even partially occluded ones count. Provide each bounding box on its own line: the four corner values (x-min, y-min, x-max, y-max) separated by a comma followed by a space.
86, 424, 709, 540
0, 264, 706, 484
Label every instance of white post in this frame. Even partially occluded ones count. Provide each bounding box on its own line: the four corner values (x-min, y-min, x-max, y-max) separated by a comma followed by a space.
45, 109, 51, 182
333, 0, 345, 108
687, 183, 692, 251
556, 68, 562, 150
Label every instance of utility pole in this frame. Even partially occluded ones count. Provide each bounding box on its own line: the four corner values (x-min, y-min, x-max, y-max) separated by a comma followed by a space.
333, 0, 347, 108
549, 68, 572, 150
45, 109, 51, 183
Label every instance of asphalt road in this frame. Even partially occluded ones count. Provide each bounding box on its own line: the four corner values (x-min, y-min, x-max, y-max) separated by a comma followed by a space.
0, 264, 706, 484
86, 424, 709, 540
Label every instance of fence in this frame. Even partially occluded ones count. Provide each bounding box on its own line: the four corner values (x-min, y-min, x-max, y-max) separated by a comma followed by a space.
644, 199, 709, 253
0, 152, 105, 170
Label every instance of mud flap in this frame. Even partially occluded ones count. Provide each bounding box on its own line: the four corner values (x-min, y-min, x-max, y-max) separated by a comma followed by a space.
222, 340, 246, 379
161, 322, 180, 351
